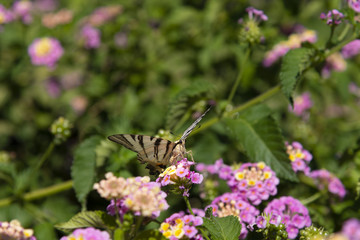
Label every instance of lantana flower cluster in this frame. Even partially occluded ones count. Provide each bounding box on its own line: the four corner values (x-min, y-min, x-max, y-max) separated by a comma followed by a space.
238, 7, 268, 45
289, 92, 313, 118
81, 25, 101, 49
227, 162, 279, 205
336, 218, 360, 240
60, 227, 110, 240
13, 0, 33, 24
0, 220, 36, 240
156, 158, 204, 196
208, 192, 260, 239
309, 169, 346, 198
0, 4, 13, 25
285, 141, 313, 174
262, 196, 312, 239
348, 0, 360, 12
28, 37, 64, 68
320, 9, 344, 25
94, 173, 169, 218
263, 28, 317, 67
159, 211, 203, 240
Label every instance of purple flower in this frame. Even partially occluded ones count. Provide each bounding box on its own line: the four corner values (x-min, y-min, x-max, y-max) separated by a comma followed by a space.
81, 25, 101, 49
341, 218, 360, 240
45, 77, 61, 98
342, 40, 360, 59
321, 52, 346, 78
191, 172, 203, 184
264, 196, 311, 239
208, 192, 260, 239
320, 9, 344, 25
226, 162, 279, 205
60, 227, 110, 240
13, 1, 33, 24
246, 7, 268, 22
289, 92, 313, 117
256, 216, 267, 228
34, 0, 58, 11
0, 4, 14, 24
309, 169, 346, 198
28, 37, 64, 68
285, 141, 313, 174
348, 0, 360, 12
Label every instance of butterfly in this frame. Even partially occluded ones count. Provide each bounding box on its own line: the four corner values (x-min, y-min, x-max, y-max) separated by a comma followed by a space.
108, 108, 211, 174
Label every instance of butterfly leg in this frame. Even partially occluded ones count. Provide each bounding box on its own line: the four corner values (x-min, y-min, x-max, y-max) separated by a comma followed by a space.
186, 150, 194, 162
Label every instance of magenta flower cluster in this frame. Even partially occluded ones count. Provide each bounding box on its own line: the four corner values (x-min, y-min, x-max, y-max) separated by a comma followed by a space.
262, 196, 311, 239
340, 218, 360, 240
342, 40, 360, 59
208, 192, 260, 239
348, 0, 360, 12
81, 25, 101, 49
285, 141, 313, 175
321, 52, 347, 78
60, 227, 110, 240
94, 173, 169, 218
320, 9, 344, 25
309, 169, 346, 198
156, 158, 204, 196
159, 211, 204, 239
227, 162, 279, 205
289, 92, 313, 117
28, 37, 64, 68
0, 4, 14, 24
246, 7, 268, 22
13, 1, 33, 24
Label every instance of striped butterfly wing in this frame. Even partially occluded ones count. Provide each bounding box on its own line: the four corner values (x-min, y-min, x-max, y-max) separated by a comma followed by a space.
108, 134, 176, 174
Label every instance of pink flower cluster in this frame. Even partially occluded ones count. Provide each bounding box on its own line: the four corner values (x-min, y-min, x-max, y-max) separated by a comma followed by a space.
159, 211, 203, 240
208, 192, 260, 239
94, 173, 169, 217
263, 29, 317, 67
246, 7, 268, 22
13, 1, 33, 24
339, 218, 360, 240
226, 162, 279, 205
0, 4, 13, 25
342, 40, 360, 59
322, 52, 347, 78
348, 0, 360, 12
28, 37, 64, 68
309, 169, 346, 198
0, 220, 36, 240
60, 227, 110, 240
320, 9, 344, 25
289, 92, 313, 117
285, 141, 313, 174
156, 158, 204, 196
83, 5, 122, 27
81, 25, 101, 49
263, 196, 311, 239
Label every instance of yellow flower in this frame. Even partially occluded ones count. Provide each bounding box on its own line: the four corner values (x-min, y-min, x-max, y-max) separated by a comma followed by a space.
235, 172, 245, 180
35, 38, 52, 56
163, 230, 172, 238
160, 223, 170, 232
173, 227, 185, 239
247, 179, 256, 186
257, 162, 266, 169
0, 13, 4, 24
264, 171, 272, 179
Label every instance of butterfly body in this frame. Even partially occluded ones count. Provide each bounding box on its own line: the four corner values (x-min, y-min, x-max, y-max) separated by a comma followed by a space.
108, 108, 210, 174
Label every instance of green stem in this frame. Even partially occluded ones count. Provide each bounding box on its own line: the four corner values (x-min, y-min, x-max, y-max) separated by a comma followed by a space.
327, 32, 359, 57
183, 195, 194, 215
300, 192, 322, 205
112, 198, 122, 228
183, 196, 210, 240
130, 216, 143, 239
0, 180, 73, 208
190, 85, 281, 137
337, 24, 351, 42
35, 141, 55, 170
227, 48, 251, 103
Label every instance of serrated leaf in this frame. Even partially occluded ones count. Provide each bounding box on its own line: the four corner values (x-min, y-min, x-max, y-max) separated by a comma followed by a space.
225, 117, 297, 181
280, 48, 315, 106
71, 136, 102, 205
202, 207, 241, 240
134, 229, 167, 240
238, 104, 272, 124
55, 211, 116, 233
166, 80, 214, 130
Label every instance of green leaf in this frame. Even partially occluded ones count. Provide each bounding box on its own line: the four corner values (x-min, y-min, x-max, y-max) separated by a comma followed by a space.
202, 207, 241, 240
238, 104, 272, 124
134, 229, 167, 240
55, 211, 117, 233
166, 80, 214, 131
71, 136, 103, 205
280, 48, 315, 106
225, 117, 297, 181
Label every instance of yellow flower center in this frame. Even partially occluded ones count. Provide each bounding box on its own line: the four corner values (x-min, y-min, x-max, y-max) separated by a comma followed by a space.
247, 179, 256, 186
257, 162, 266, 169
235, 172, 244, 180
0, 13, 4, 24
173, 228, 185, 238
35, 38, 52, 56
163, 230, 172, 238
264, 171, 272, 179
161, 223, 170, 231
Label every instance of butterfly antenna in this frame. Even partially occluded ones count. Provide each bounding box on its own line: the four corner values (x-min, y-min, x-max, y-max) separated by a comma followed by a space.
180, 107, 211, 140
